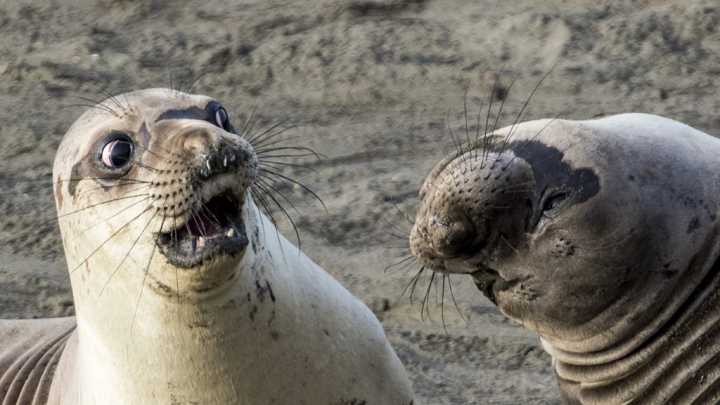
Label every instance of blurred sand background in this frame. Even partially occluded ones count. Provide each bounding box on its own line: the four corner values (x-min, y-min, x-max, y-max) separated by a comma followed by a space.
2, 0, 720, 403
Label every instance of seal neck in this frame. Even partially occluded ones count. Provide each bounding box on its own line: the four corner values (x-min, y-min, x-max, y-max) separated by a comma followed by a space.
69, 204, 302, 404
546, 246, 720, 404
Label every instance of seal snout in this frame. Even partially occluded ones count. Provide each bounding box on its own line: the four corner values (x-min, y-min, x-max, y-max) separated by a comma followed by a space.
425, 215, 478, 257
180, 126, 249, 180
151, 121, 258, 269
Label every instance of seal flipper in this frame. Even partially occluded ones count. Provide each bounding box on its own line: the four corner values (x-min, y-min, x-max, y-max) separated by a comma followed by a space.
0, 318, 76, 405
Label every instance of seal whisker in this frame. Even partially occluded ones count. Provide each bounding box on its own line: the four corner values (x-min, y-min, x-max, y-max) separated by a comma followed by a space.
441, 274, 449, 335
90, 86, 127, 114
382, 215, 412, 237
481, 65, 505, 168
252, 181, 302, 250
67, 201, 157, 277
254, 176, 304, 218
400, 267, 424, 305
97, 204, 160, 300
473, 95, 486, 161
489, 72, 520, 151
500, 234, 520, 254
68, 96, 120, 117
250, 186, 289, 259
77, 183, 151, 199
130, 210, 162, 336
128, 159, 161, 173
257, 160, 319, 174
255, 148, 326, 164
127, 143, 170, 162
167, 66, 175, 95
69, 196, 152, 245
446, 275, 466, 323
384, 255, 416, 274
254, 152, 324, 161
420, 271, 436, 322
42, 193, 150, 226
53, 177, 151, 185
257, 169, 327, 212
183, 71, 210, 95
494, 67, 554, 168
246, 119, 293, 146
252, 131, 303, 151
446, 105, 465, 163
63, 103, 121, 117
239, 106, 261, 140
236, 105, 259, 139
72, 95, 120, 116
462, 82, 472, 156
383, 228, 410, 241
391, 202, 416, 227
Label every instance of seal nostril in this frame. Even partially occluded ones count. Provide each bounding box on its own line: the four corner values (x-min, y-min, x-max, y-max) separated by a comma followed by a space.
429, 218, 478, 257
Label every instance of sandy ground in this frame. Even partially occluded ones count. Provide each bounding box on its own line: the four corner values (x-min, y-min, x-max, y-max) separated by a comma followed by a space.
2, 0, 720, 403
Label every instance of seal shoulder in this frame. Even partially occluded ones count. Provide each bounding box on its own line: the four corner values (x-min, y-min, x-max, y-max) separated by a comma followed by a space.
0, 317, 76, 405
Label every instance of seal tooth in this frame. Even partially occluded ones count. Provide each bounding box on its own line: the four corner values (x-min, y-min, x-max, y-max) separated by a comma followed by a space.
227, 228, 234, 237
198, 236, 206, 247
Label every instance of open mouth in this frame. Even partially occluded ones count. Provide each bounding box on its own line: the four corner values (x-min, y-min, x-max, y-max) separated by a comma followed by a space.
157, 191, 249, 269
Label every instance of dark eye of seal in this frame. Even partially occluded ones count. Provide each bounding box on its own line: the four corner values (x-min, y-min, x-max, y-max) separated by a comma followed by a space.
101, 137, 134, 169
543, 192, 568, 213
214, 107, 230, 131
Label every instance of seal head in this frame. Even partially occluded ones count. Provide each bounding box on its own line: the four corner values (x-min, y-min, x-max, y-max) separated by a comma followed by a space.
54, 89, 257, 293
411, 114, 720, 403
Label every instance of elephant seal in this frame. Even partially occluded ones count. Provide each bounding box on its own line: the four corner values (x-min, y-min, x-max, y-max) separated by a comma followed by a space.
410, 113, 720, 404
0, 89, 414, 405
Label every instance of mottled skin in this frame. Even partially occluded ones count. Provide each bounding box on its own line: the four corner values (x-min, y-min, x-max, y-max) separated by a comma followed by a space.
411, 114, 720, 404
0, 89, 414, 405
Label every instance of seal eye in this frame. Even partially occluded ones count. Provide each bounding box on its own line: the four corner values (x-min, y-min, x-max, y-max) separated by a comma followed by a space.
215, 107, 230, 131
543, 192, 568, 212
101, 138, 134, 168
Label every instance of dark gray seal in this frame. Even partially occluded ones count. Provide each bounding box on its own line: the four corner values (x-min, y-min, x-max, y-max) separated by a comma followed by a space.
410, 113, 720, 404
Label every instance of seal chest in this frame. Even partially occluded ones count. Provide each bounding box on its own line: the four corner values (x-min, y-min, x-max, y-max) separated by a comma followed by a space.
0, 89, 414, 405
411, 113, 720, 404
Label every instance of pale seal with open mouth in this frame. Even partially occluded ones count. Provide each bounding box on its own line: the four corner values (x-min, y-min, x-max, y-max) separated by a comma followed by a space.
0, 89, 414, 405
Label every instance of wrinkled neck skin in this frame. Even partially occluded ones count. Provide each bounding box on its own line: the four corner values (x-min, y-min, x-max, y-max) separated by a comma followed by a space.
547, 241, 720, 404
526, 117, 720, 404
54, 200, 303, 405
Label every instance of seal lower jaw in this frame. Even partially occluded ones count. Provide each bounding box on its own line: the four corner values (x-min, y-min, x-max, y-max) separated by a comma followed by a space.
470, 266, 520, 305
157, 191, 249, 269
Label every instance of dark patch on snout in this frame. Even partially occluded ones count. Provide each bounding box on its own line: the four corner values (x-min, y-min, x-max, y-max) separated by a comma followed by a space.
499, 140, 600, 230
155, 105, 208, 122
154, 101, 237, 134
